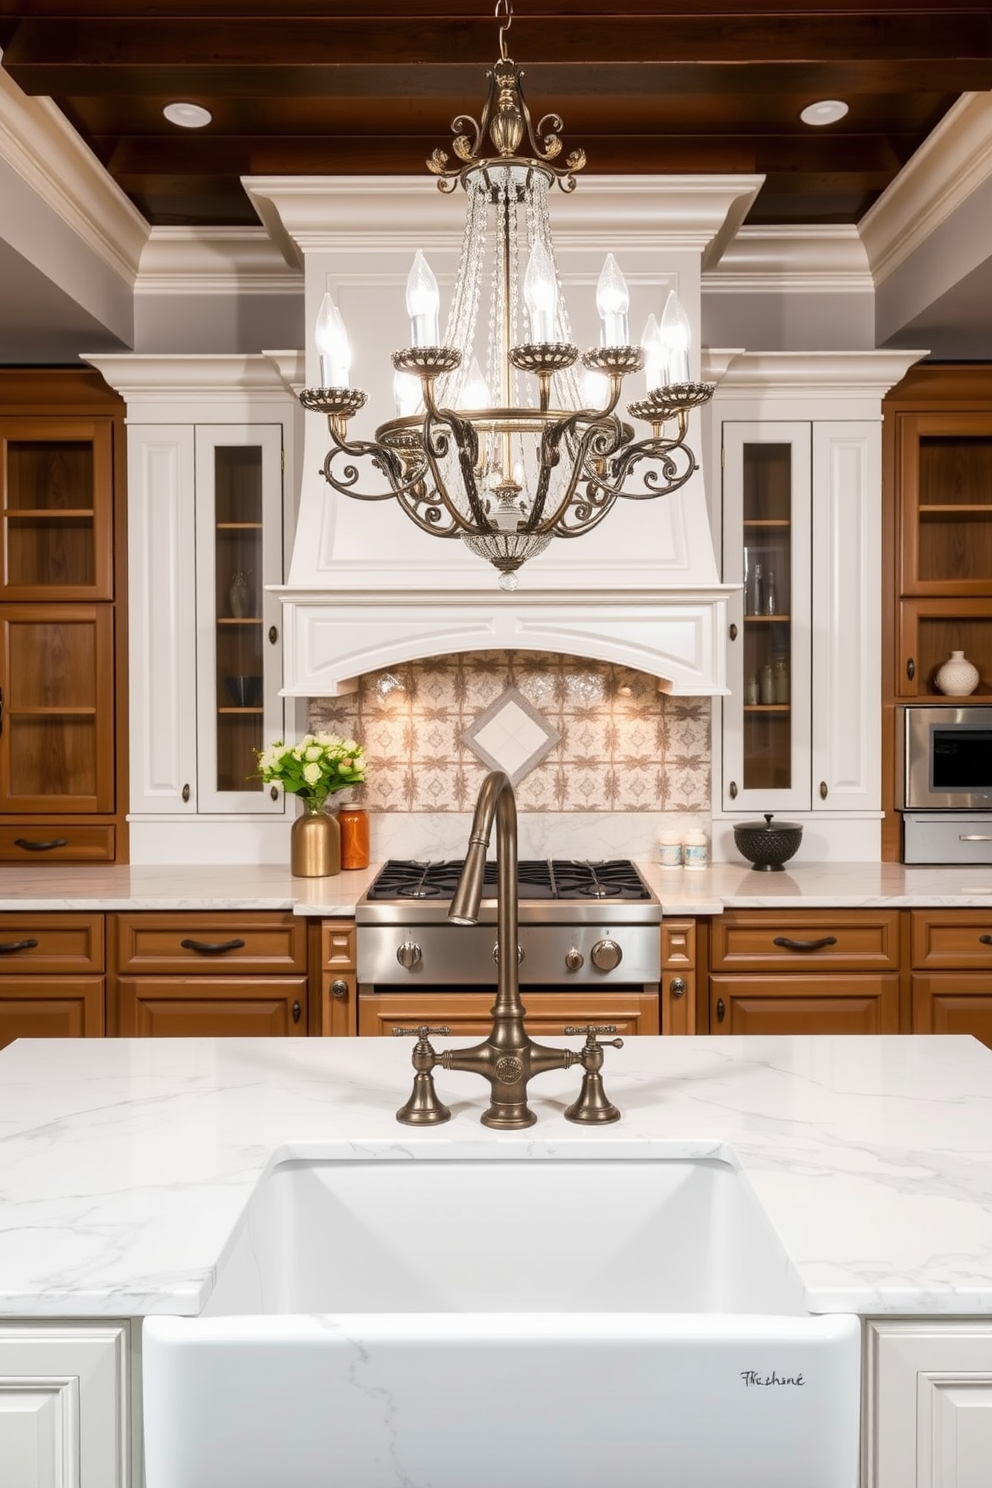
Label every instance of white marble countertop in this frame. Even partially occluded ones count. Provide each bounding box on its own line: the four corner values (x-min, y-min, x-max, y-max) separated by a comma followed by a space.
1, 860, 991, 913
1, 1033, 992, 1320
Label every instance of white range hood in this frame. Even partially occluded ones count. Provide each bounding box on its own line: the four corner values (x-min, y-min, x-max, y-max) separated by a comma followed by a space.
244, 174, 762, 697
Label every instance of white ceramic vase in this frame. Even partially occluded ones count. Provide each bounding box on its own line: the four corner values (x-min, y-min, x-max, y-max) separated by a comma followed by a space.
934, 649, 980, 697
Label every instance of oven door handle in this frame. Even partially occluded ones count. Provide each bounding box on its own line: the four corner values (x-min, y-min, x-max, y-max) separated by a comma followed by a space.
959, 835, 992, 842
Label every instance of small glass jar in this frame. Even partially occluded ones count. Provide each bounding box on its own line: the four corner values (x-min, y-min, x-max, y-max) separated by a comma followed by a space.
772, 652, 790, 704
338, 806, 370, 870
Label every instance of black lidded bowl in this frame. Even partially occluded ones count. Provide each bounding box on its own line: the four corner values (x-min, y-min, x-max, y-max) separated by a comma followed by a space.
733, 812, 803, 872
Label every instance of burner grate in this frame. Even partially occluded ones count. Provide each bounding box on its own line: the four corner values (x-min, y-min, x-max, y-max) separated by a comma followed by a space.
366, 859, 650, 902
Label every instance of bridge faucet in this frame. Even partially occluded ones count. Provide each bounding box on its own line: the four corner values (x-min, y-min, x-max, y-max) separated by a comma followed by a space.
395, 770, 622, 1129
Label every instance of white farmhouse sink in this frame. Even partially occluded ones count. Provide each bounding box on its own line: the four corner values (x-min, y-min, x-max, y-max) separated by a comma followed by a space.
143, 1143, 860, 1488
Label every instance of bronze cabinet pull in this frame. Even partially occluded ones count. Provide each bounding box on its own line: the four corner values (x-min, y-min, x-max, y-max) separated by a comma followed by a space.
716, 997, 726, 1022
330, 979, 349, 998
179, 937, 247, 955
980, 934, 992, 946
773, 934, 838, 952
0, 938, 39, 954
292, 1000, 302, 1023
14, 837, 69, 852
669, 977, 687, 999
907, 657, 915, 680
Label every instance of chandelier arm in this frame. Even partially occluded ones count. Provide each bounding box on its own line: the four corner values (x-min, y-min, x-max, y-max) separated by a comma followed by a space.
523, 412, 626, 531
599, 434, 699, 499
420, 407, 492, 533
319, 431, 427, 503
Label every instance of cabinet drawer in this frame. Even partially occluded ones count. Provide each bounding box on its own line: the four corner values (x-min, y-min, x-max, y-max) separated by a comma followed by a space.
359, 990, 659, 1039
112, 912, 307, 974
911, 909, 992, 968
0, 824, 116, 862
0, 912, 104, 973
115, 976, 308, 1036
710, 973, 900, 1034
0, 978, 105, 1047
710, 910, 900, 970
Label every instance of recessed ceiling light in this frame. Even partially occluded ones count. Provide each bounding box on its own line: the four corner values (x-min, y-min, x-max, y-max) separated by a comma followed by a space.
163, 101, 212, 129
800, 99, 849, 127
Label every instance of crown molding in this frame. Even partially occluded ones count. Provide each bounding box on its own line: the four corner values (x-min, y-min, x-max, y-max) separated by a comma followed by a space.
859, 91, 992, 286
136, 227, 304, 296
713, 349, 928, 401
703, 224, 873, 294
0, 53, 147, 284
242, 173, 765, 270
81, 353, 298, 402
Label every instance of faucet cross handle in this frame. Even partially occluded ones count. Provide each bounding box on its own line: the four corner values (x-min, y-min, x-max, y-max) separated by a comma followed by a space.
395, 1026, 453, 1127
563, 1024, 624, 1126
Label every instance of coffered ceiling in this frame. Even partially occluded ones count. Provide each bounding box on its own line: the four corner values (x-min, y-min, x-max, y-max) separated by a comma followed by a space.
2, 0, 991, 230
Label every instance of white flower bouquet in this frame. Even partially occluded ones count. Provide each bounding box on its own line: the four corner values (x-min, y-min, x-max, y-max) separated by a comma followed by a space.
254, 733, 367, 812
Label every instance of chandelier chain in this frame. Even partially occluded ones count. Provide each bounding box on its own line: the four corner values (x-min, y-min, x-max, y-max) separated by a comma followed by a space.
496, 0, 512, 63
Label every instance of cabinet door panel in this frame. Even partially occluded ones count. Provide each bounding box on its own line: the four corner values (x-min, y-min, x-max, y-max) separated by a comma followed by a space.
0, 418, 114, 600
899, 413, 992, 598
0, 605, 114, 813
912, 973, 992, 1049
358, 991, 659, 1038
898, 597, 992, 699
811, 423, 881, 809
115, 976, 308, 1036
710, 973, 900, 1034
0, 979, 105, 1048
126, 427, 198, 814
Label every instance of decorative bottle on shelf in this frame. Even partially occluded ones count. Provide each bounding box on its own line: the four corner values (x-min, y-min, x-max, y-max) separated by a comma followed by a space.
744, 675, 760, 706
934, 650, 980, 697
765, 569, 777, 615
759, 661, 775, 705
338, 807, 370, 870
772, 652, 790, 704
747, 563, 763, 617
229, 571, 250, 618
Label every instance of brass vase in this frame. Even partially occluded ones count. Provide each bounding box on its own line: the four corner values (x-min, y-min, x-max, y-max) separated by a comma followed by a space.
290, 799, 341, 877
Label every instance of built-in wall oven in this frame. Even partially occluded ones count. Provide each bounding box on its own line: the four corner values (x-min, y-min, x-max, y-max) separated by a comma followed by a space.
356, 859, 662, 1037
897, 705, 992, 863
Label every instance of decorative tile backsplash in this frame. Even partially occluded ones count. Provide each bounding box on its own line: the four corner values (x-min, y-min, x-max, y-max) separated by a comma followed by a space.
309, 652, 710, 813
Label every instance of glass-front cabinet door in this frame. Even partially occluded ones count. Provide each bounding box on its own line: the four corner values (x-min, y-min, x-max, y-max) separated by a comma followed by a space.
722, 423, 812, 812
1, 419, 113, 600
194, 426, 285, 814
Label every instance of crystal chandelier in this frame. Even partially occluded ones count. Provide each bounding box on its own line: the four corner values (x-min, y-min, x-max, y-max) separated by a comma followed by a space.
299, 0, 714, 590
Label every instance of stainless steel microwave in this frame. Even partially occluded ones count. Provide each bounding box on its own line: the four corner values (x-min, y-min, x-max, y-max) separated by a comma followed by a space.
898, 705, 992, 811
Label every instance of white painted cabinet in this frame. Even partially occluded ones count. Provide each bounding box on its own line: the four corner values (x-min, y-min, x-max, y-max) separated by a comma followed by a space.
866, 1320, 992, 1488
0, 1322, 129, 1488
85, 355, 305, 864
721, 418, 880, 816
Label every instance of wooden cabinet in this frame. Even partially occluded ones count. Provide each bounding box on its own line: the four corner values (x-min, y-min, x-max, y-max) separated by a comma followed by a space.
866, 1320, 992, 1488
910, 908, 992, 1048
358, 990, 660, 1038
0, 372, 127, 861
708, 909, 901, 1034
0, 911, 105, 1048
0, 1322, 130, 1488
109, 911, 309, 1036
317, 919, 357, 1036
661, 918, 700, 1034
882, 366, 992, 858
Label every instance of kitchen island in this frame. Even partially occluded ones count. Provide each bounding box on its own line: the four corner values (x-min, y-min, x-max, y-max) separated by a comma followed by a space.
1, 1032, 992, 1485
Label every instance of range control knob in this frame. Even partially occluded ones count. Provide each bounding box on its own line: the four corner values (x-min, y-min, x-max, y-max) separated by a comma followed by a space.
591, 937, 623, 972
564, 947, 584, 972
396, 941, 423, 970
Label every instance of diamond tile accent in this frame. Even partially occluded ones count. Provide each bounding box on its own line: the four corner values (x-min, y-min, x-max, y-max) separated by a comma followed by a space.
462, 686, 561, 785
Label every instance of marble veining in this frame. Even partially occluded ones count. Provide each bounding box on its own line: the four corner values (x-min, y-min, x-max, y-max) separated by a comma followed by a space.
1, 1035, 992, 1319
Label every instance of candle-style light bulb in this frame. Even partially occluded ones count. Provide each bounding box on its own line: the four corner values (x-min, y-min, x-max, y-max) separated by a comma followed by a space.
581, 367, 610, 409
406, 250, 440, 347
393, 369, 422, 418
659, 290, 692, 384
315, 292, 352, 387
459, 357, 492, 410
640, 312, 667, 392
524, 239, 558, 343
596, 254, 630, 346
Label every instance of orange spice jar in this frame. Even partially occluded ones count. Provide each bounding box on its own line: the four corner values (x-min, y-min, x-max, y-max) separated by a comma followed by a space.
338, 807, 370, 870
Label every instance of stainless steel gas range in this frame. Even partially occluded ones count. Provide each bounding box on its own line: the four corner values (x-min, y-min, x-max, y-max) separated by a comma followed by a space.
355, 859, 663, 1037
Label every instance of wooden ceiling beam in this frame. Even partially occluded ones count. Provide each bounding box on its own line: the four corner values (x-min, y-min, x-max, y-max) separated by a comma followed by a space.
4, 13, 992, 90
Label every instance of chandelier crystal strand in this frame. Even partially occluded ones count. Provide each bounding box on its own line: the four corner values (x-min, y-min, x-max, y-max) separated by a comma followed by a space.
299, 0, 715, 584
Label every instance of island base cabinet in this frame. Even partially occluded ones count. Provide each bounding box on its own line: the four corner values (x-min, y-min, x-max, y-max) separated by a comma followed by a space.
913, 975, 992, 1049
0, 1322, 129, 1488
867, 1321, 992, 1488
